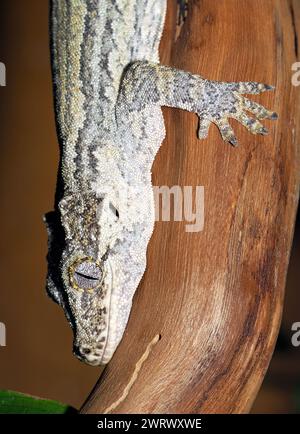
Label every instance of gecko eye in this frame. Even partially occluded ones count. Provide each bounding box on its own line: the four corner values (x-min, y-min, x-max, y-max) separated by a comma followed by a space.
69, 257, 103, 291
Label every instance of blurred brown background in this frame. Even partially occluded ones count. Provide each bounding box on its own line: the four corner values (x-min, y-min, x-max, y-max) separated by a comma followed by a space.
0, 0, 299, 412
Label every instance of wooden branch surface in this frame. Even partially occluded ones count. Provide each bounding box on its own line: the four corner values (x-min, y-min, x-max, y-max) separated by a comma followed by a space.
81, 0, 300, 414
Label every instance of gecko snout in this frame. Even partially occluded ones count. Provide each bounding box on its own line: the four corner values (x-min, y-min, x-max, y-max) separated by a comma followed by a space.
73, 343, 104, 366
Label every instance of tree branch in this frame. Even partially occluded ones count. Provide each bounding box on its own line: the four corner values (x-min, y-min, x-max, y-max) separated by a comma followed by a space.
81, 0, 300, 414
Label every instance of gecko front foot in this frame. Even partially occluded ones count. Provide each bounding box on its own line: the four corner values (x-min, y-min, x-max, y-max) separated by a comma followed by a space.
197, 80, 277, 146
117, 61, 277, 147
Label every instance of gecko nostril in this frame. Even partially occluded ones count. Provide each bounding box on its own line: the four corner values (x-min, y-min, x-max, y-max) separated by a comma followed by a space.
73, 344, 91, 357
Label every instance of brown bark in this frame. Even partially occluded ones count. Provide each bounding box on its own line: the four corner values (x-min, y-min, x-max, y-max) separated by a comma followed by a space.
81, 0, 300, 414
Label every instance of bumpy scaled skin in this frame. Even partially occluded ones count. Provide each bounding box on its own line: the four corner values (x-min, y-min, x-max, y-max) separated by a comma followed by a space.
45, 0, 277, 366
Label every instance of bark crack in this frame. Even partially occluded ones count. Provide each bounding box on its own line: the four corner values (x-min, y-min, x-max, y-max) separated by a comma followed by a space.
103, 334, 161, 414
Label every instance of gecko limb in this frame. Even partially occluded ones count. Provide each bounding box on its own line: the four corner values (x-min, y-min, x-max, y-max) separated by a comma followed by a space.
117, 61, 277, 146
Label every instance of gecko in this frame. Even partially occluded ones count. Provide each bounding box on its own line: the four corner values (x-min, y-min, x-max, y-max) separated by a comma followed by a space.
45, 0, 277, 366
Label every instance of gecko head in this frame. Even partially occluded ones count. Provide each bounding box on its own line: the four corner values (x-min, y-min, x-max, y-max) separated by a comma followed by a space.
45, 191, 123, 366
45, 184, 152, 366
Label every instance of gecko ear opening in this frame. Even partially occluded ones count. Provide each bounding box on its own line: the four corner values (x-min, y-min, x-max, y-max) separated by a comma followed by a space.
109, 202, 120, 219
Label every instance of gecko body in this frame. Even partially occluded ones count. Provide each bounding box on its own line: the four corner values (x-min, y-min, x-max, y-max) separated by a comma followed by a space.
45, 0, 277, 365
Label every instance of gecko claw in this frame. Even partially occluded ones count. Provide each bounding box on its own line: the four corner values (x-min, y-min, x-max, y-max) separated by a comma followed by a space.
229, 136, 239, 147
258, 127, 269, 135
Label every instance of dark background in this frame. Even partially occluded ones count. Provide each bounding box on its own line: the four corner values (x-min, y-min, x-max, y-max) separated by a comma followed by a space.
0, 0, 299, 413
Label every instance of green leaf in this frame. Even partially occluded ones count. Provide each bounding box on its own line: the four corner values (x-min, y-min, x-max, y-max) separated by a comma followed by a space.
0, 390, 77, 414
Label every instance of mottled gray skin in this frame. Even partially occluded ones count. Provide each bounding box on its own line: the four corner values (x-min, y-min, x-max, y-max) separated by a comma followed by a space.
45, 0, 277, 365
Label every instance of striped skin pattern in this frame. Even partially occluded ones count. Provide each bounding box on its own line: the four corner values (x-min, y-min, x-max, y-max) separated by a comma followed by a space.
45, 0, 277, 365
